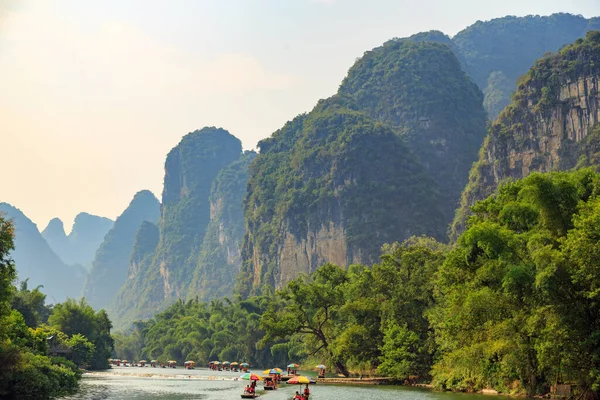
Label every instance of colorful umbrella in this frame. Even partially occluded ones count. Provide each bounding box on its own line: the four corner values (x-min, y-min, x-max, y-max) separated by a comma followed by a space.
287, 363, 300, 368
315, 365, 327, 369
222, 361, 230, 365
214, 361, 221, 365
240, 373, 262, 381
263, 368, 282, 375
139, 360, 147, 363
287, 376, 316, 384
273, 368, 283, 373
168, 360, 177, 363
231, 362, 239, 366
240, 363, 250, 367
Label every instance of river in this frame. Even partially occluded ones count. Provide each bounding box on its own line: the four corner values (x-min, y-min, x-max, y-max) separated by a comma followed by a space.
61, 367, 498, 400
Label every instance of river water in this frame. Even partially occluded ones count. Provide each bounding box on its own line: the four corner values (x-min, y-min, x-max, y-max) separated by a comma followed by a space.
61, 367, 497, 400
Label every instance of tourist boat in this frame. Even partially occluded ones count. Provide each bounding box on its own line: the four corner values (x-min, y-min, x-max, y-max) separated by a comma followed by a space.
150, 360, 157, 367
184, 360, 195, 370
240, 394, 257, 399
139, 360, 147, 367
168, 360, 177, 368
264, 376, 277, 390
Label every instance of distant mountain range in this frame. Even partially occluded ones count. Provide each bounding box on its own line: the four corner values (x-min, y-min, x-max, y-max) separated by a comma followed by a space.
42, 213, 113, 270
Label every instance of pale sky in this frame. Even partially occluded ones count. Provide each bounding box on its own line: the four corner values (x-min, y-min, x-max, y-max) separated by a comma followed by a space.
2, 0, 599, 232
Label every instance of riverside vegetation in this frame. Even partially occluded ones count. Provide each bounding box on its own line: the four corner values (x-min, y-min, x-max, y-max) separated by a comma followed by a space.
0, 215, 114, 399
115, 168, 600, 397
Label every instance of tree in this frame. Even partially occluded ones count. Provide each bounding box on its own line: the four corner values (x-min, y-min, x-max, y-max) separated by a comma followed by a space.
260, 263, 351, 376
11, 279, 50, 328
49, 298, 114, 370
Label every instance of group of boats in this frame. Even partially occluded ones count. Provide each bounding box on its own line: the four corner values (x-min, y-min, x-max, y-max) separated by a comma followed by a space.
207, 361, 250, 372
109, 359, 177, 368
240, 364, 325, 399
110, 357, 326, 398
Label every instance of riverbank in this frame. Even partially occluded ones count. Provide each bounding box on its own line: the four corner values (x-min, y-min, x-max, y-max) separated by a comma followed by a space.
316, 377, 397, 385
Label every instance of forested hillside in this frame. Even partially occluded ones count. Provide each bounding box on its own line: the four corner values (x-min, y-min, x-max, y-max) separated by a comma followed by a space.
187, 150, 257, 301
108, 127, 245, 327
241, 39, 485, 294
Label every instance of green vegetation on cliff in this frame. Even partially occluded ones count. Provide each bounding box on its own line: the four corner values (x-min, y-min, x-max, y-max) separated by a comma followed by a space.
188, 150, 257, 301
339, 39, 487, 226
452, 31, 600, 238
83, 190, 160, 310
453, 13, 598, 119
240, 96, 444, 295
109, 127, 243, 327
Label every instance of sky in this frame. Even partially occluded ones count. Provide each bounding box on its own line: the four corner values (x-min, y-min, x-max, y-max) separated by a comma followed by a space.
1, 0, 600, 232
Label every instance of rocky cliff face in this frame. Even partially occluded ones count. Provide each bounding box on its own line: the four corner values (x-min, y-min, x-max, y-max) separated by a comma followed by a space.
0, 203, 86, 302
452, 31, 600, 237
239, 96, 444, 295
42, 213, 113, 270
83, 190, 160, 310
452, 13, 599, 120
187, 150, 256, 301
109, 127, 243, 327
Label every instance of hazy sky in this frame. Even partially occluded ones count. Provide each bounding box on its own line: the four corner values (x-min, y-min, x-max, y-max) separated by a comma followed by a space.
2, 0, 599, 232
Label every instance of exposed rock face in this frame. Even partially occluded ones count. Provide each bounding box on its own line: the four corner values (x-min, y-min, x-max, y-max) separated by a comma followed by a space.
0, 203, 85, 303
239, 97, 444, 295
109, 127, 243, 327
83, 190, 160, 310
187, 150, 256, 301
453, 13, 599, 119
42, 213, 113, 270
452, 31, 600, 237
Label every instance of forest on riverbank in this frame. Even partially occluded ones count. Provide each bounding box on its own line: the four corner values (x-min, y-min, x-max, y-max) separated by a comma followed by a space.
115, 169, 600, 397
0, 216, 114, 399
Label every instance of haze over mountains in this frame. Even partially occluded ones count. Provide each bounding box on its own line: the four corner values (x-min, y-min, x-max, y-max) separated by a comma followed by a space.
42, 213, 113, 270
2, 13, 600, 328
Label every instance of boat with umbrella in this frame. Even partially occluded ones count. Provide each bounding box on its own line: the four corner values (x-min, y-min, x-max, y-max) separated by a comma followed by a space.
287, 376, 316, 398
240, 362, 250, 372
167, 360, 177, 368
240, 373, 261, 399
222, 361, 231, 371
231, 361, 239, 372
150, 360, 158, 367
287, 363, 299, 375
315, 364, 326, 378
